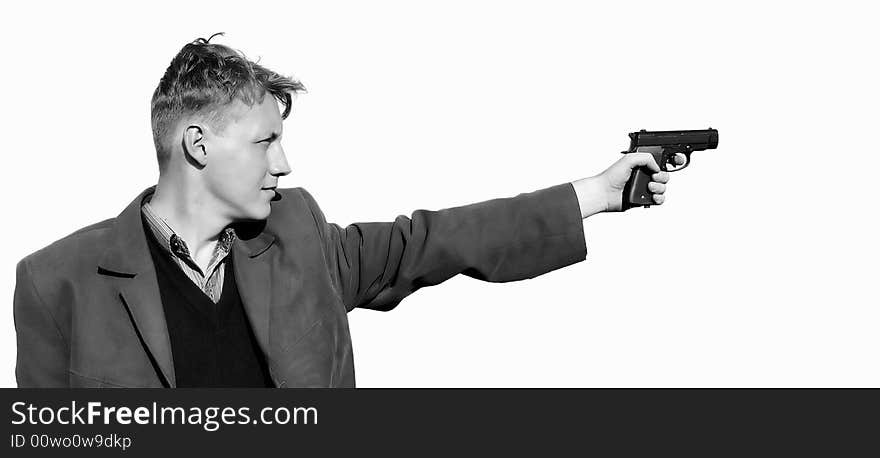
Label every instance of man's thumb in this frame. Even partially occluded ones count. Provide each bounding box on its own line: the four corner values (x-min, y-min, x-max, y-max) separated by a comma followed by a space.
626, 152, 661, 173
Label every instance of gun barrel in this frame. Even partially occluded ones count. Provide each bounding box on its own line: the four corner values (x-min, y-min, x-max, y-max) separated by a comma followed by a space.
629, 128, 718, 150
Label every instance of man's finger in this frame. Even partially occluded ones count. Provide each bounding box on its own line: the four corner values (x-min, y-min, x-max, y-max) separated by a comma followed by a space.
648, 182, 666, 194
653, 194, 665, 205
651, 171, 670, 183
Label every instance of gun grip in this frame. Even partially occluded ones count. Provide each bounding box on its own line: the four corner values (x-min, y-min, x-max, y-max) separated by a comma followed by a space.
622, 166, 655, 210
621, 148, 667, 210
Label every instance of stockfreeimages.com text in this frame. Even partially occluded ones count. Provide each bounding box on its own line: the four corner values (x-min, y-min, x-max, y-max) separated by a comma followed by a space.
11, 401, 317, 432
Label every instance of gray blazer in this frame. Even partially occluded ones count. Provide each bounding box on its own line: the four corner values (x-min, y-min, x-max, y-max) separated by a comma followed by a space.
13, 183, 587, 387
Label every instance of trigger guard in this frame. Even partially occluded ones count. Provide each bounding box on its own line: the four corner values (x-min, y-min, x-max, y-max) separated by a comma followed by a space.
667, 152, 691, 172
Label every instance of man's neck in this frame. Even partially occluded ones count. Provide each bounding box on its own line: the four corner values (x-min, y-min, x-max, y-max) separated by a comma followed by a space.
149, 180, 230, 267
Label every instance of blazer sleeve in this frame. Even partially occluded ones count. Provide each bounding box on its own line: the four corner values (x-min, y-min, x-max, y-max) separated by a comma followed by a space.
13, 258, 70, 387
302, 183, 588, 312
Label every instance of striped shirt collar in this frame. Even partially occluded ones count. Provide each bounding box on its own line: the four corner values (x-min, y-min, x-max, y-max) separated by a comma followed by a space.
141, 199, 237, 276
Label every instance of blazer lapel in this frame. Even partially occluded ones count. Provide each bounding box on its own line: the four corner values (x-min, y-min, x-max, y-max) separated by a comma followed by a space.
232, 226, 275, 366
98, 186, 176, 388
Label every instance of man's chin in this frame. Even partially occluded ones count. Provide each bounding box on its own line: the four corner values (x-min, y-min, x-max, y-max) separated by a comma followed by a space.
234, 204, 273, 222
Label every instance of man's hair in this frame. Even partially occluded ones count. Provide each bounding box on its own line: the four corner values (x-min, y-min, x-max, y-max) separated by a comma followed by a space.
151, 33, 305, 172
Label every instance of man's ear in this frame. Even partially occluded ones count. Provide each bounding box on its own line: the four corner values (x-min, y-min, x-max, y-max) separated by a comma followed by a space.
182, 125, 208, 167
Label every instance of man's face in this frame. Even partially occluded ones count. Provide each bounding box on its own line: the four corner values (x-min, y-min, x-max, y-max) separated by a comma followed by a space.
199, 95, 290, 222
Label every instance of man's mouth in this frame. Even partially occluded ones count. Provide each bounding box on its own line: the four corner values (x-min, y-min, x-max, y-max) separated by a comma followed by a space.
262, 186, 281, 201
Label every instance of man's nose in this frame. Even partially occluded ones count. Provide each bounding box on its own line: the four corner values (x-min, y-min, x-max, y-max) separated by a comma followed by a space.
268, 145, 292, 177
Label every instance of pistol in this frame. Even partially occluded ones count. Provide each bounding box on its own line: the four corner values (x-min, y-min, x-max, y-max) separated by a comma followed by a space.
620, 128, 719, 209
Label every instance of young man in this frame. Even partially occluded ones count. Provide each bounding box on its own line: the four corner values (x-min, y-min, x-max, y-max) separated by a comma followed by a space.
13, 35, 674, 388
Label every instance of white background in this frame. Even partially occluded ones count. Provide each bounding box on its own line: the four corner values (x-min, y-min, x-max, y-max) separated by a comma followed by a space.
1, 0, 877, 387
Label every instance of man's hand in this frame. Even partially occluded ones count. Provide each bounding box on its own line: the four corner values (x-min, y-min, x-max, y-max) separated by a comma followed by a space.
572, 152, 685, 218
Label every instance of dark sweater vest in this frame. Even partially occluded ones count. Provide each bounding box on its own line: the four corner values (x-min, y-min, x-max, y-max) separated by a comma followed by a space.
143, 218, 274, 387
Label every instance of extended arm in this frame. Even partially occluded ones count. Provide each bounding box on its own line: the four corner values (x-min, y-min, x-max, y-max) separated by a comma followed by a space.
302, 183, 587, 312
302, 152, 674, 313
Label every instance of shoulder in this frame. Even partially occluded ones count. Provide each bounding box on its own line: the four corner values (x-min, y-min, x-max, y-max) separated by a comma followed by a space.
17, 217, 116, 280
274, 187, 318, 209
268, 187, 326, 223
263, 187, 332, 246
